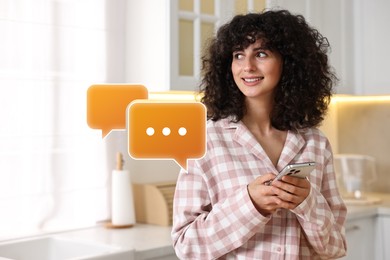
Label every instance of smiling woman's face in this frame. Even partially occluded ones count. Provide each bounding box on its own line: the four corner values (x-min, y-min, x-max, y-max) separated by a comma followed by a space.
231, 39, 283, 100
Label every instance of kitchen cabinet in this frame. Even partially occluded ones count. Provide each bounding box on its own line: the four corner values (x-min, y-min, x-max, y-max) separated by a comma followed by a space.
124, 0, 266, 92
124, 0, 390, 94
269, 0, 390, 95
124, 0, 233, 92
341, 216, 376, 260
376, 215, 390, 260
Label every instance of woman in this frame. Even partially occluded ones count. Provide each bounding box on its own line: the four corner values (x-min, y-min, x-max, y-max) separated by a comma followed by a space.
172, 9, 347, 259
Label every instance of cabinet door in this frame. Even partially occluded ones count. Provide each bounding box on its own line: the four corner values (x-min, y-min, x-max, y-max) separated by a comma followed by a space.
172, 0, 220, 91
172, 0, 266, 91
377, 215, 390, 260
342, 217, 376, 260
268, 0, 390, 94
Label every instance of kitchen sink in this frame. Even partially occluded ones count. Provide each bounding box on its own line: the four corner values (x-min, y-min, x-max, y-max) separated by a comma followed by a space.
0, 236, 133, 260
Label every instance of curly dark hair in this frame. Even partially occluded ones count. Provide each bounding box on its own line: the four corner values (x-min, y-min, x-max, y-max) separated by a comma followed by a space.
200, 9, 337, 131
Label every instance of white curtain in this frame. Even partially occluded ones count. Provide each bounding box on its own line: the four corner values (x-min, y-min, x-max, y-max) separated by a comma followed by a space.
0, 0, 123, 239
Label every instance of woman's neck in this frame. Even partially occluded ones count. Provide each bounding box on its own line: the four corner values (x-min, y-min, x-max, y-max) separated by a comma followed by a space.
242, 96, 274, 134
242, 97, 287, 167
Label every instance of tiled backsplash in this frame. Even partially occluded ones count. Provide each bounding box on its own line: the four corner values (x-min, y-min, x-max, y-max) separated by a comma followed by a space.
320, 96, 390, 193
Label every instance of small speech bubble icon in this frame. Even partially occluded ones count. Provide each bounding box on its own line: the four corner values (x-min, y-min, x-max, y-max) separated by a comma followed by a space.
87, 84, 148, 138
127, 101, 206, 170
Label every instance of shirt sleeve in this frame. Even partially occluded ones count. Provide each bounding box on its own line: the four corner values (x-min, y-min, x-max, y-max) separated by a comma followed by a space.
171, 160, 270, 260
291, 140, 347, 259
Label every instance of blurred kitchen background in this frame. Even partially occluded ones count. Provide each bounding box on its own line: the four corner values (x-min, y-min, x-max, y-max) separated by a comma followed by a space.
0, 0, 389, 249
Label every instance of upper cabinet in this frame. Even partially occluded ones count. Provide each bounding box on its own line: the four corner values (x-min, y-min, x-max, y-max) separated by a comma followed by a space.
125, 0, 390, 94
269, 0, 390, 95
172, 0, 222, 91
173, 0, 267, 91
125, 0, 265, 92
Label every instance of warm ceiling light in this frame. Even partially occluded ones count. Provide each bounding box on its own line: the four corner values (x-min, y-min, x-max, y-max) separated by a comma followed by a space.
332, 94, 390, 103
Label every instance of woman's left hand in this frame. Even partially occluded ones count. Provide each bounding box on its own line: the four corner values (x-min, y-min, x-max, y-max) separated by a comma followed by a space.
270, 176, 311, 209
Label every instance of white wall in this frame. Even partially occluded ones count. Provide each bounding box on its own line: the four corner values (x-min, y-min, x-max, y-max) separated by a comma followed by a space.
104, 0, 180, 185
124, 0, 171, 92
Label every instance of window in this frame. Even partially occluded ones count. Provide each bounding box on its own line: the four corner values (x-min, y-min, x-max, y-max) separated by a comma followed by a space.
0, 0, 123, 239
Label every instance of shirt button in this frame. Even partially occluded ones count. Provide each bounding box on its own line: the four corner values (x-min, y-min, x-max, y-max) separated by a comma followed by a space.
277, 247, 281, 252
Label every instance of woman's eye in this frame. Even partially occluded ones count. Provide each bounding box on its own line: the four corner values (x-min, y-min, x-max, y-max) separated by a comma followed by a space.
257, 52, 267, 58
233, 53, 244, 60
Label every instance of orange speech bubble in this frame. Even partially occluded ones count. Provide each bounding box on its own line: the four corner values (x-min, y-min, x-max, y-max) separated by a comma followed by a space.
87, 84, 148, 138
127, 101, 206, 170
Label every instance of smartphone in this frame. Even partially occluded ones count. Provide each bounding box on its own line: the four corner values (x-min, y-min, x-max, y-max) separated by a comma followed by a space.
274, 162, 316, 181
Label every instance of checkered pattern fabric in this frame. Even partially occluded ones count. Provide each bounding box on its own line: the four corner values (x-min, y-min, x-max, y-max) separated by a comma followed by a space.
172, 118, 347, 259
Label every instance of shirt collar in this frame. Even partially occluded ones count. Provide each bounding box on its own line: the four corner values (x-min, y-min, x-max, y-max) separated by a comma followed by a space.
220, 117, 307, 170
220, 116, 242, 129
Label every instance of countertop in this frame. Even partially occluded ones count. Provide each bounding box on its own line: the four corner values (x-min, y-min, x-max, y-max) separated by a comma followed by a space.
344, 192, 390, 221
56, 223, 176, 259
1, 193, 390, 259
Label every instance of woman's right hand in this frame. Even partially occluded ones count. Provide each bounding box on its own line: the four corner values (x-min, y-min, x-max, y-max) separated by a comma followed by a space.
247, 173, 284, 216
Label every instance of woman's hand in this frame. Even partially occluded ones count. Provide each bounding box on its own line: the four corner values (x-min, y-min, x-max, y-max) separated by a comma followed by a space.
271, 176, 311, 209
247, 173, 284, 216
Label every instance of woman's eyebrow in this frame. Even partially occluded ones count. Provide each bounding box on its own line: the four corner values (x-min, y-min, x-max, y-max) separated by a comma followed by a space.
253, 46, 268, 51
232, 44, 269, 53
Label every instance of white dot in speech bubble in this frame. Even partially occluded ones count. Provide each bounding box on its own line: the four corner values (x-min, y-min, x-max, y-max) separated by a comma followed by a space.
162, 127, 171, 136
178, 127, 187, 136
146, 127, 155, 136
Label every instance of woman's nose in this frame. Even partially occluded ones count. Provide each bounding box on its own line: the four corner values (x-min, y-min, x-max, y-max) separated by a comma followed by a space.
243, 57, 256, 72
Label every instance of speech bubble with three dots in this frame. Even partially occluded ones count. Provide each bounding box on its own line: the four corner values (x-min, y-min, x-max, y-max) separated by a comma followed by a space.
127, 101, 206, 170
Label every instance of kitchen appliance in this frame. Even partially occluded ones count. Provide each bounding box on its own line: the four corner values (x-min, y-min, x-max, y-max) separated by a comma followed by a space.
334, 154, 381, 204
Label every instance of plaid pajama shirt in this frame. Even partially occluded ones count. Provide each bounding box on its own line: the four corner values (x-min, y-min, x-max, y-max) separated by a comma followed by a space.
172, 118, 347, 259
